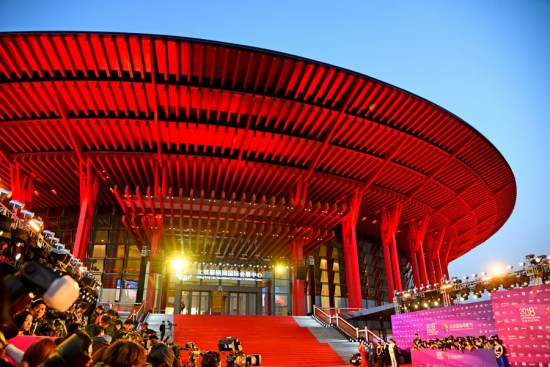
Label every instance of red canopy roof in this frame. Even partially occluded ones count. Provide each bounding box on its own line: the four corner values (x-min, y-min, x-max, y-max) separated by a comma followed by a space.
0, 32, 516, 262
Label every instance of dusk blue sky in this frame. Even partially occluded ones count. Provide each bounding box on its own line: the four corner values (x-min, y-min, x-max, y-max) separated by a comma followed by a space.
1, 0, 549, 278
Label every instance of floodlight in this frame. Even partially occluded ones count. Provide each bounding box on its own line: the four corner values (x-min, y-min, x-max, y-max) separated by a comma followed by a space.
0, 188, 12, 198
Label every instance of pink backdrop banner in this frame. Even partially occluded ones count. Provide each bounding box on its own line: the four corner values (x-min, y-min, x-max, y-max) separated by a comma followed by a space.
411, 349, 498, 367
491, 283, 550, 366
391, 301, 497, 349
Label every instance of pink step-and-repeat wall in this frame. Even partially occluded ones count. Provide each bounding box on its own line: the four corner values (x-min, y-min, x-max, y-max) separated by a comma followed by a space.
491, 283, 550, 366
391, 283, 550, 366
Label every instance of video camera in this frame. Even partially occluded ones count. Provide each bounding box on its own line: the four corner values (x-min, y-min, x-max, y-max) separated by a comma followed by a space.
183, 341, 201, 367
218, 337, 261, 367
3, 261, 80, 313
40, 331, 93, 367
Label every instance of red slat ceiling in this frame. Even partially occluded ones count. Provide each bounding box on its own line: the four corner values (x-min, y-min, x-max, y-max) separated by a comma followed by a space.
0, 32, 516, 263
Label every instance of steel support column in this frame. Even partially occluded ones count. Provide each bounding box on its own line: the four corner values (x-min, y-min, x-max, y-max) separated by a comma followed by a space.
341, 190, 363, 309
381, 203, 403, 302
73, 159, 99, 261
291, 239, 306, 316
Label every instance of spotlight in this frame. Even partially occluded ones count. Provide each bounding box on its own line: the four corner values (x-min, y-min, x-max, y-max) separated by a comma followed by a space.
471, 273, 478, 278
0, 188, 12, 198
42, 230, 55, 239
50, 244, 71, 267
9, 200, 24, 209
519, 262, 526, 267
28, 218, 44, 233
20, 209, 34, 219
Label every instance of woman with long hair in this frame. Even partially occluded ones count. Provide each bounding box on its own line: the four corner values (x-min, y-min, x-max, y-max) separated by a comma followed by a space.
19, 337, 57, 367
99, 340, 147, 367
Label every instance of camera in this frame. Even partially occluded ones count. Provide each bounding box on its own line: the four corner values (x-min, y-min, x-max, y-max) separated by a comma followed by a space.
182, 341, 201, 367
4, 261, 80, 313
349, 352, 362, 366
218, 337, 261, 367
41, 331, 93, 367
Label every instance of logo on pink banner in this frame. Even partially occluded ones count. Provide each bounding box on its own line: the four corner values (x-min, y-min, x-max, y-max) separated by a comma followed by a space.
391, 301, 497, 349
411, 348, 498, 367
491, 283, 550, 366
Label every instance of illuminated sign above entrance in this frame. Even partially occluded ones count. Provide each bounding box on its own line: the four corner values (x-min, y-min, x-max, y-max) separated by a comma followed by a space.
196, 269, 263, 281
175, 268, 264, 282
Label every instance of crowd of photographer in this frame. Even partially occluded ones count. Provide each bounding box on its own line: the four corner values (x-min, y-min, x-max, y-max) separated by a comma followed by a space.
0, 298, 193, 367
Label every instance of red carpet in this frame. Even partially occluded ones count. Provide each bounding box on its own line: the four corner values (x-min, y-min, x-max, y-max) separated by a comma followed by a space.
173, 315, 350, 367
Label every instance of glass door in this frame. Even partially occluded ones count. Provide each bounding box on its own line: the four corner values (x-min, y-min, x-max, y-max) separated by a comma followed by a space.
183, 291, 211, 315
228, 292, 257, 315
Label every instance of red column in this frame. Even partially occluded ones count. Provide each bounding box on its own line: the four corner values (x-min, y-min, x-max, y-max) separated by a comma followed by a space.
380, 203, 403, 301
424, 244, 437, 286
428, 229, 446, 283
291, 239, 306, 316
341, 190, 363, 309
408, 241, 421, 288
408, 217, 430, 287
10, 164, 36, 210
73, 159, 99, 261
145, 231, 162, 312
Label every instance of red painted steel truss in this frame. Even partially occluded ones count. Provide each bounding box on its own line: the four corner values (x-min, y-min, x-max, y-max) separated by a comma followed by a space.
0, 32, 516, 265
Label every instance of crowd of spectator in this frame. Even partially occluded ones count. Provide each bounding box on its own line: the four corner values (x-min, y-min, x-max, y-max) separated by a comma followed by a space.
411, 333, 510, 367
412, 333, 504, 352
0, 299, 210, 367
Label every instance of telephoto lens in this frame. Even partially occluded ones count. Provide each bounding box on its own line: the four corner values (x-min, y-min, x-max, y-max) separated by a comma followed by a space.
40, 331, 92, 367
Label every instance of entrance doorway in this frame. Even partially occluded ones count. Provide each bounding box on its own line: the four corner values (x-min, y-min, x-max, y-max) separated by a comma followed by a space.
181, 290, 210, 315
176, 285, 263, 315
228, 292, 257, 315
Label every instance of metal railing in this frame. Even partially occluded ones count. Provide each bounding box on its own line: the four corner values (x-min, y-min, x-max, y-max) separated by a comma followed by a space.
313, 305, 381, 343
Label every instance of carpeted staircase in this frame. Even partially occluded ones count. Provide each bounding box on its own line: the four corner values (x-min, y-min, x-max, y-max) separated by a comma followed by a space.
173, 315, 351, 367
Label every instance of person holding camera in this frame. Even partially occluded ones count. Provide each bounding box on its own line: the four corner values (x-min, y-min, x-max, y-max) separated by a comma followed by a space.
112, 319, 134, 343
